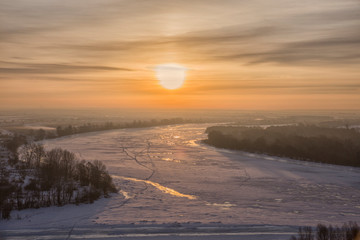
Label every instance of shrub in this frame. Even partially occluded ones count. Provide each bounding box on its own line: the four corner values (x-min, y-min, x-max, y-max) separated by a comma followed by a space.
290, 222, 359, 240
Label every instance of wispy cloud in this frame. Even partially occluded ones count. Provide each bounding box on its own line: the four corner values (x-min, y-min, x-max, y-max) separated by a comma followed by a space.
0, 62, 132, 75
57, 9, 360, 66
191, 83, 360, 94
216, 34, 360, 65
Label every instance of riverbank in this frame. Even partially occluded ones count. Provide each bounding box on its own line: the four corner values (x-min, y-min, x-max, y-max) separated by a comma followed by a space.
1, 124, 359, 239
204, 125, 360, 167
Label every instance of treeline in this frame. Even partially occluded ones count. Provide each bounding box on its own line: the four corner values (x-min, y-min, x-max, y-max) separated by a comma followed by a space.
4, 118, 200, 141
204, 124, 360, 167
56, 118, 189, 137
3, 134, 27, 157
290, 222, 359, 240
0, 141, 116, 220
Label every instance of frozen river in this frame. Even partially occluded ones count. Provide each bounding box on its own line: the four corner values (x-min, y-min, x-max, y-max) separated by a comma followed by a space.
1, 123, 360, 239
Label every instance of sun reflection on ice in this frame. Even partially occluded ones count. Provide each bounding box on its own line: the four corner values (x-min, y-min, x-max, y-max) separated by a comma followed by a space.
113, 176, 197, 200
206, 202, 236, 210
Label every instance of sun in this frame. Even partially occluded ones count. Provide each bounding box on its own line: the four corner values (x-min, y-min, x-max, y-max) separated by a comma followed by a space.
155, 63, 187, 90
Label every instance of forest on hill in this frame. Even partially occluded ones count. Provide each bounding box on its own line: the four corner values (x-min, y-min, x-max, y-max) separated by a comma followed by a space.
0, 138, 116, 220
204, 124, 360, 167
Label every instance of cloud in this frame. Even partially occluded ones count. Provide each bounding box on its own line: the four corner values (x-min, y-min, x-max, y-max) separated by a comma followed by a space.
220, 32, 360, 66
135, 81, 360, 96
193, 83, 360, 95
57, 25, 278, 63
1, 0, 359, 67
216, 34, 360, 65
56, 5, 360, 67
0, 62, 132, 75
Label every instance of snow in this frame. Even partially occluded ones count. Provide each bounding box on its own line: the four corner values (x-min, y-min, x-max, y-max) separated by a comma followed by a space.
1, 123, 359, 239
0, 129, 13, 136
21, 125, 56, 131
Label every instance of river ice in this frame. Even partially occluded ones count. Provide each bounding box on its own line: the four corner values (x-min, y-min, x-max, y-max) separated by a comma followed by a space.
1, 124, 359, 239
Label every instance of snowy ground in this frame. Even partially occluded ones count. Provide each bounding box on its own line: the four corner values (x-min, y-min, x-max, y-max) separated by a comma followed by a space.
1, 123, 360, 239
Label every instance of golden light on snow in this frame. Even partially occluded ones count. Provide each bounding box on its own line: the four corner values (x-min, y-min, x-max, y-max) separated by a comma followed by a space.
114, 176, 197, 200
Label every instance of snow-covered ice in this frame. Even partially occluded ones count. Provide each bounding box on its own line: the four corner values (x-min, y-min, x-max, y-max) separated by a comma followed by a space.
1, 123, 359, 239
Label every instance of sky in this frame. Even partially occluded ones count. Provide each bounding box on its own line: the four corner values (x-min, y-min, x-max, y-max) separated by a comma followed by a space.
1, 0, 359, 110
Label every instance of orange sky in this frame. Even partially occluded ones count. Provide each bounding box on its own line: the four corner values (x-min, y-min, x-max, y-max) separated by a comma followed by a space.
1, 0, 360, 110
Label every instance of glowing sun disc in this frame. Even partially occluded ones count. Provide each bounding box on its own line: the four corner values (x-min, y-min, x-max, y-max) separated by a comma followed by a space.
155, 63, 187, 90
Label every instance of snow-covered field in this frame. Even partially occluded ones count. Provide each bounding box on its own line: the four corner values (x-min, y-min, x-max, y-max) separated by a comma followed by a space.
1, 123, 360, 239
